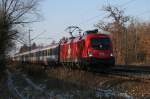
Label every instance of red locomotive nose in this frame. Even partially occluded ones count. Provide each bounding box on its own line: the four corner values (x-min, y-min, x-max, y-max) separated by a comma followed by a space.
80, 32, 115, 66
87, 36, 113, 58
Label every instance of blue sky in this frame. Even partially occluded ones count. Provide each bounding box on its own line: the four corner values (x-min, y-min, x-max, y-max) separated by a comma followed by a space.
28, 0, 150, 45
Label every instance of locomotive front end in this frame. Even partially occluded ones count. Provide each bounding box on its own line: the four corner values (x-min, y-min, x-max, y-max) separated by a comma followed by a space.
82, 31, 115, 66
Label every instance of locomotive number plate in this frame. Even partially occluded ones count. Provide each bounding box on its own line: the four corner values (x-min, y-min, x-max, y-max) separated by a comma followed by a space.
99, 53, 105, 56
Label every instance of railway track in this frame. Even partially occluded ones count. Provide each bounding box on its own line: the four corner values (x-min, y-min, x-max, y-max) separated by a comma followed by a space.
20, 63, 150, 80
92, 65, 150, 81
113, 65, 150, 73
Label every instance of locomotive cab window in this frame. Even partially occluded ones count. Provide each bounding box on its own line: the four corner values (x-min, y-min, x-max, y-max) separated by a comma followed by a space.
90, 38, 111, 50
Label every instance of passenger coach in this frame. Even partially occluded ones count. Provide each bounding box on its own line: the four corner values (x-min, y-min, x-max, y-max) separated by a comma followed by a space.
13, 44, 59, 66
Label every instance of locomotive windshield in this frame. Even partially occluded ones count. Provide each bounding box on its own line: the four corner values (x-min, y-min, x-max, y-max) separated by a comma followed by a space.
91, 38, 111, 50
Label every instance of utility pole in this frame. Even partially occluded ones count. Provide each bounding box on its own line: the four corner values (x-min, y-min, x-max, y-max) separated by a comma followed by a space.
28, 29, 32, 51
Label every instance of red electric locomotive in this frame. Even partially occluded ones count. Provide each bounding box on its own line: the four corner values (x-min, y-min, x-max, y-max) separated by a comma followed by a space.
60, 29, 115, 67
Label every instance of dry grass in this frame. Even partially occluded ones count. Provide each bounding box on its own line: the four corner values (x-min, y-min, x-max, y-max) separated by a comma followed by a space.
46, 67, 113, 88
8, 63, 150, 98
45, 66, 150, 98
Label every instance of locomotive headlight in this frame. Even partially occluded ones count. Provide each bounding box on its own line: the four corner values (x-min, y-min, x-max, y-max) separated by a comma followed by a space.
110, 53, 113, 57
88, 51, 93, 57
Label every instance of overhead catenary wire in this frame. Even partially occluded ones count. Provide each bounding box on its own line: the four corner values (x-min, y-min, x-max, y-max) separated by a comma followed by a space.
79, 0, 137, 26
119, 0, 150, 19
136, 10, 150, 17
30, 30, 46, 41
78, 13, 105, 25
118, 0, 137, 7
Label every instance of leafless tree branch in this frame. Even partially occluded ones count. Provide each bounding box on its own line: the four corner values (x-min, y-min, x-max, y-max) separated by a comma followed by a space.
0, 0, 41, 71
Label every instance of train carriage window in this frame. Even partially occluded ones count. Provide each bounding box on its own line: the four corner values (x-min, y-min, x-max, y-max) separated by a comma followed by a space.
50, 49, 52, 55
56, 47, 58, 54
48, 49, 51, 55
54, 47, 58, 55
45, 50, 47, 56
40, 51, 42, 56
42, 51, 44, 56
38, 51, 40, 57
52, 47, 58, 55
51, 49, 53, 55
46, 50, 48, 56
52, 48, 55, 55
46, 50, 47, 56
44, 50, 47, 56
39, 51, 41, 56
47, 49, 49, 56
38, 51, 40, 56
53, 48, 55, 55
33, 53, 35, 57
44, 50, 45, 56
35, 52, 37, 57
47, 50, 49, 56
48, 49, 50, 55
50, 49, 51, 55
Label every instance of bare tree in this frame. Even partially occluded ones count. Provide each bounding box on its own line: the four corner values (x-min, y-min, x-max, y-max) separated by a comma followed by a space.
0, 0, 41, 72
94, 20, 111, 31
95, 5, 130, 64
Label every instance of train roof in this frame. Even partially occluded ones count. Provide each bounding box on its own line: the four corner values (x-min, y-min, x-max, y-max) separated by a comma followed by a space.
14, 43, 59, 57
60, 31, 111, 45
40, 43, 59, 51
